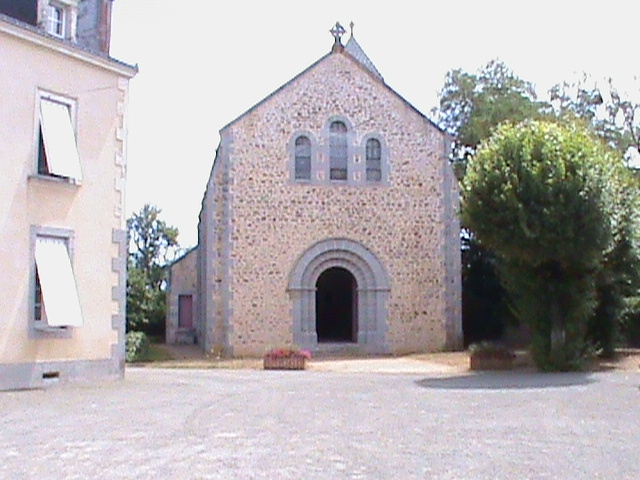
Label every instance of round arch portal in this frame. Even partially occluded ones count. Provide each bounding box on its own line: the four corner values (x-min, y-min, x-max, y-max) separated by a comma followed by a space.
316, 266, 357, 342
288, 238, 390, 353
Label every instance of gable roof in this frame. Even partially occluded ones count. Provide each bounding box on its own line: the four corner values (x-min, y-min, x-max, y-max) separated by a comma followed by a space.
220, 34, 442, 134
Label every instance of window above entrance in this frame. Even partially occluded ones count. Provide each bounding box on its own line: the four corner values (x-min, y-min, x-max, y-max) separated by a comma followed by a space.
288, 117, 389, 186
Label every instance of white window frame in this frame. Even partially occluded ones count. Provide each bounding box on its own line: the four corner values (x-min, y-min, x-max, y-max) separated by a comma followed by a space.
36, 90, 82, 183
31, 226, 83, 329
47, 3, 66, 38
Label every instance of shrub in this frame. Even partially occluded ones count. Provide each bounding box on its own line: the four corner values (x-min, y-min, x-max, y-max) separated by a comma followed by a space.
126, 331, 150, 363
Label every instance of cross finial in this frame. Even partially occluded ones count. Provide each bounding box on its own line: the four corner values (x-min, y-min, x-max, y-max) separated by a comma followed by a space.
330, 21, 346, 46
349, 21, 354, 38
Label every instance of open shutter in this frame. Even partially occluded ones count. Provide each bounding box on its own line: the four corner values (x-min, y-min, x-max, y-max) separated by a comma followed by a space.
39, 99, 82, 181
34, 237, 83, 327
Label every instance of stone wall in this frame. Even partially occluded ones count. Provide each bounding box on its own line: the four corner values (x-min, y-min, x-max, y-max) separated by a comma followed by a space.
200, 50, 462, 356
166, 248, 198, 344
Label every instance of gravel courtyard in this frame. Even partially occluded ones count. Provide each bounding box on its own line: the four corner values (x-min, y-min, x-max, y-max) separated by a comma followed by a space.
1, 367, 639, 479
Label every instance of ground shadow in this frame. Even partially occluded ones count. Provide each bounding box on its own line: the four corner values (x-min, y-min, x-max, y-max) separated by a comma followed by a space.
416, 371, 595, 390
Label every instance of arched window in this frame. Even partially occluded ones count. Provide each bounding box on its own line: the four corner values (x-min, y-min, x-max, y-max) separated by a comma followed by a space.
294, 136, 311, 180
329, 121, 348, 180
366, 138, 382, 181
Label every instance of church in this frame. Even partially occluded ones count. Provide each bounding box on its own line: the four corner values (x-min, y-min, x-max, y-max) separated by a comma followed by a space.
166, 23, 462, 356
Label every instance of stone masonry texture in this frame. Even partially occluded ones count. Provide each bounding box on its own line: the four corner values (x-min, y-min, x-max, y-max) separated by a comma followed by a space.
181, 45, 462, 356
166, 248, 198, 344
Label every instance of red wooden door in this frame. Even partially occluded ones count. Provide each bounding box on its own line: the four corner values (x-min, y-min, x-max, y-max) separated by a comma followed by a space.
178, 295, 193, 328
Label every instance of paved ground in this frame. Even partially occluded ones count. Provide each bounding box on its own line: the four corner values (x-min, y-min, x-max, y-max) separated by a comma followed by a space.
1, 366, 639, 479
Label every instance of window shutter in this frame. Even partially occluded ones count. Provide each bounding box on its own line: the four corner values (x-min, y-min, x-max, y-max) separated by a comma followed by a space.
34, 237, 83, 327
39, 99, 82, 181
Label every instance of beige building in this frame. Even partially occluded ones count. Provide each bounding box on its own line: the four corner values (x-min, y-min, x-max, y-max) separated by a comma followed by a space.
167, 23, 462, 356
0, 0, 137, 390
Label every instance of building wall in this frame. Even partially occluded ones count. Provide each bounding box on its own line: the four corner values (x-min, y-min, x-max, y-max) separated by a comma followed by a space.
166, 248, 198, 344
442, 136, 463, 349
76, 0, 112, 54
201, 51, 461, 356
0, 21, 134, 390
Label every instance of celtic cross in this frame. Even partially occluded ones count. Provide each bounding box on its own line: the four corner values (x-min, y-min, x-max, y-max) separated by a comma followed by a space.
330, 22, 346, 46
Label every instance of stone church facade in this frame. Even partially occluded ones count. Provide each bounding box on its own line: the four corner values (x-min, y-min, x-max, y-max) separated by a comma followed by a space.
167, 24, 462, 356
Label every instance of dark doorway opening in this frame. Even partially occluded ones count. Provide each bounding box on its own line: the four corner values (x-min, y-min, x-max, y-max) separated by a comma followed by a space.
316, 267, 357, 342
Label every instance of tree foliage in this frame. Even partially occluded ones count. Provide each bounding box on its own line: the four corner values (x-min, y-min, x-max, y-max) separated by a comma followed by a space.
432, 59, 549, 165
126, 204, 179, 335
432, 59, 548, 343
548, 77, 640, 353
587, 171, 640, 355
462, 120, 625, 370
550, 75, 640, 156
433, 59, 640, 354
128, 204, 179, 289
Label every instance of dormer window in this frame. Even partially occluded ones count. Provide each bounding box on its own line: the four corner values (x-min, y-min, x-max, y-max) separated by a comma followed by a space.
47, 4, 65, 38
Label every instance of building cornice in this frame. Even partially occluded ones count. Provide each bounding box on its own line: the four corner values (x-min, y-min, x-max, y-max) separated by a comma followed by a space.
0, 14, 137, 78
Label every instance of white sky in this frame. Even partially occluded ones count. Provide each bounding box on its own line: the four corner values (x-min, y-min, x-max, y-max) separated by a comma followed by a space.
109, 0, 639, 248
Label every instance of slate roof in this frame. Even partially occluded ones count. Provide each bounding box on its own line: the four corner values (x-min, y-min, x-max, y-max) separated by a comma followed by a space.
345, 35, 383, 81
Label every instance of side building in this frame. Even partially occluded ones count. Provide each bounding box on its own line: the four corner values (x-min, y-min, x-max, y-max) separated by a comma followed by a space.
0, 0, 137, 390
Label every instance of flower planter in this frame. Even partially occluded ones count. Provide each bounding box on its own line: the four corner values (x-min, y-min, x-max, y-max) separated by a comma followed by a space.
469, 353, 515, 371
468, 342, 516, 371
263, 354, 307, 370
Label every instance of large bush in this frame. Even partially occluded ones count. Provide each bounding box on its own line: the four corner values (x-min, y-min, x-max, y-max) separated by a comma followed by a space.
462, 120, 626, 370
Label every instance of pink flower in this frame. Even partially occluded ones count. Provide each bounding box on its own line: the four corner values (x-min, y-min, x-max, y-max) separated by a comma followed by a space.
265, 348, 312, 360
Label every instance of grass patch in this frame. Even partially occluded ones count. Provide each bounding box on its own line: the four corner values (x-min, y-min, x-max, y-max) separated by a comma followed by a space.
126, 340, 175, 364
148, 358, 264, 370
142, 343, 175, 362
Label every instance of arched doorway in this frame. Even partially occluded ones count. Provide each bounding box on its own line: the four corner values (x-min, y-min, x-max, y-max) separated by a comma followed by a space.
316, 267, 357, 342
288, 238, 390, 353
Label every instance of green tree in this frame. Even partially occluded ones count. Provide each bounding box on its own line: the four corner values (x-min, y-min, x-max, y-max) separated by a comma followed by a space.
126, 204, 179, 335
432, 59, 547, 344
433, 59, 549, 169
462, 120, 622, 370
587, 172, 640, 355
550, 76, 640, 352
550, 75, 640, 156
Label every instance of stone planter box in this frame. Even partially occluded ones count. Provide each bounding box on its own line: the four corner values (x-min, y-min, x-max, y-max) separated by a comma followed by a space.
469, 353, 515, 371
263, 354, 307, 370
